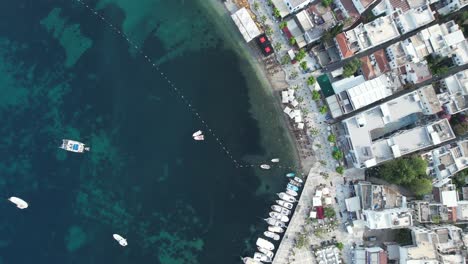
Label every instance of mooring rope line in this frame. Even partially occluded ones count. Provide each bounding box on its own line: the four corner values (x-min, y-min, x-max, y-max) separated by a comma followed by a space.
74, 0, 300, 173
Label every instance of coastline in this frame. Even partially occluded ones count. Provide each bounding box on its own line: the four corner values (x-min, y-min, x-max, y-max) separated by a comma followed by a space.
196, 0, 305, 176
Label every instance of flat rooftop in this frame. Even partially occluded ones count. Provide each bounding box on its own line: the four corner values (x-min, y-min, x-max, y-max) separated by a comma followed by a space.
396, 6, 434, 33
231, 8, 261, 42
363, 15, 400, 47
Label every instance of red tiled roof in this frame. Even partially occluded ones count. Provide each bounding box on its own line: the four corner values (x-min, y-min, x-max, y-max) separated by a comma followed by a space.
373, 50, 391, 73
336, 33, 354, 58
360, 56, 376, 80
340, 0, 360, 18
390, 0, 410, 12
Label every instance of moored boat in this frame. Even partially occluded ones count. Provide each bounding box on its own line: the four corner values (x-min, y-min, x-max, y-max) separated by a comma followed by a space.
8, 197, 28, 209
278, 192, 297, 203
60, 139, 90, 153
271, 158, 280, 163
112, 234, 128, 247
269, 212, 289, 222
294, 177, 304, 183
256, 237, 275, 250
257, 247, 275, 259
268, 226, 284, 233
286, 189, 298, 197
289, 180, 302, 187
276, 200, 294, 209
192, 130, 202, 137
264, 231, 280, 241
287, 183, 299, 192
271, 205, 291, 215
242, 257, 261, 264
254, 252, 272, 263
260, 164, 271, 170
194, 135, 204, 141
264, 218, 287, 228
286, 172, 295, 177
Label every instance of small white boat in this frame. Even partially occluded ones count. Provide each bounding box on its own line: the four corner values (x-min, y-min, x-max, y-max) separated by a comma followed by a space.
264, 218, 287, 228
276, 200, 294, 209
289, 180, 302, 187
278, 192, 297, 203
194, 135, 204, 141
268, 226, 284, 233
286, 172, 295, 177
8, 197, 28, 209
256, 237, 275, 250
60, 139, 90, 153
112, 234, 128, 247
257, 247, 275, 259
269, 212, 289, 222
192, 130, 202, 137
271, 205, 291, 215
254, 252, 272, 262
271, 158, 280, 163
264, 231, 280, 241
286, 189, 298, 197
260, 164, 271, 170
294, 177, 304, 183
242, 257, 261, 264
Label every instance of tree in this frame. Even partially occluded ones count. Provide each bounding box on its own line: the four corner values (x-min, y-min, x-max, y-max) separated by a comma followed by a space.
274, 42, 282, 51
343, 58, 361, 77
319, 105, 328, 114
289, 37, 296, 45
336, 166, 344, 175
328, 134, 336, 143
312, 90, 321, 101
324, 207, 336, 218
322, 0, 333, 7
453, 169, 468, 188
290, 70, 298, 79
307, 76, 316, 85
336, 242, 344, 250
260, 15, 267, 23
332, 149, 343, 160
265, 25, 273, 36
378, 156, 427, 185
294, 49, 306, 61
253, 1, 259, 10
410, 177, 433, 196
322, 24, 344, 42
273, 8, 281, 19
279, 21, 287, 29
300, 61, 308, 71
453, 121, 468, 136
296, 233, 309, 249
310, 127, 319, 135
281, 54, 291, 65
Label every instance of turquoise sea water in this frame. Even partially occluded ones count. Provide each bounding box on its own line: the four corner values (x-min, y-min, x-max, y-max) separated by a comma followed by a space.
0, 1, 297, 263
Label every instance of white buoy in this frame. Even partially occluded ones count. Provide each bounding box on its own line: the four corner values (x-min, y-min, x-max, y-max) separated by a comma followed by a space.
8, 197, 28, 209
113, 234, 128, 247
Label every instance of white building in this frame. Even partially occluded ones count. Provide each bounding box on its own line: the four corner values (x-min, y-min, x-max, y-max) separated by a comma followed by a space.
230, 8, 261, 42
438, 0, 468, 15
418, 20, 466, 58
284, 0, 311, 13
352, 0, 377, 14
363, 207, 413, 229
423, 140, 468, 184
394, 5, 435, 34
342, 85, 455, 168
437, 70, 468, 114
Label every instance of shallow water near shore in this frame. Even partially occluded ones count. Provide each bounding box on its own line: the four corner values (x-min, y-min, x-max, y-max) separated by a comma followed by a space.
0, 1, 297, 263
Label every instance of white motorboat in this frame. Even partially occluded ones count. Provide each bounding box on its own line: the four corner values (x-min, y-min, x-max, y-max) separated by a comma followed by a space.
8, 197, 28, 209
276, 200, 293, 209
257, 247, 275, 259
268, 226, 284, 233
192, 130, 202, 137
60, 139, 90, 153
194, 135, 204, 141
254, 252, 272, 263
271, 205, 291, 215
264, 231, 280, 241
289, 180, 302, 187
260, 164, 271, 170
264, 218, 287, 228
269, 212, 289, 222
278, 192, 297, 203
286, 189, 298, 197
271, 158, 280, 163
286, 172, 295, 177
294, 177, 304, 183
242, 257, 261, 264
112, 234, 128, 247
256, 237, 275, 251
